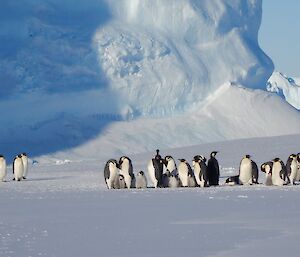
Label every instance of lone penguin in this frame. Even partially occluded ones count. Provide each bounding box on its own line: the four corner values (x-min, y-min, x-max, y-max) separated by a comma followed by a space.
13, 154, 24, 181
21, 153, 29, 179
286, 154, 298, 185
239, 155, 258, 185
207, 151, 220, 186
192, 155, 209, 187
271, 158, 286, 186
0, 155, 7, 182
261, 162, 273, 186
136, 171, 147, 189
148, 150, 164, 188
104, 159, 119, 189
178, 159, 193, 187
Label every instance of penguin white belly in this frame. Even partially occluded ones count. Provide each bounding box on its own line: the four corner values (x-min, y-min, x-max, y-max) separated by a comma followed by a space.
106, 168, 118, 189
265, 173, 273, 186
123, 174, 132, 189
21, 156, 28, 178
239, 160, 252, 185
147, 160, 158, 188
272, 163, 284, 186
289, 160, 298, 184
0, 159, 6, 182
178, 164, 188, 187
193, 164, 201, 186
296, 162, 300, 181
14, 159, 24, 181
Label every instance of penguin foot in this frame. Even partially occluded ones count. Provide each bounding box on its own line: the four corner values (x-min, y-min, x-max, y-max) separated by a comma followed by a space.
23, 177, 26, 179
12, 178, 15, 181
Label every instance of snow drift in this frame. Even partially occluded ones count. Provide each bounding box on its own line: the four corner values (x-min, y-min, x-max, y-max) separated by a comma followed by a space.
267, 71, 300, 110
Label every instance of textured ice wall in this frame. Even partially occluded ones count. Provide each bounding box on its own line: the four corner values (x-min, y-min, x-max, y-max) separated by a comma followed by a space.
94, 0, 274, 116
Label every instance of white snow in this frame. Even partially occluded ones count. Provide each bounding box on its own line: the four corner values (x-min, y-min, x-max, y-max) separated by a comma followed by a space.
1, 135, 300, 257
267, 71, 300, 109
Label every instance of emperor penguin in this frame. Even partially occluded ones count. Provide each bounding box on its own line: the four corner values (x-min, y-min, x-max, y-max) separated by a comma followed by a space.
239, 155, 257, 185
113, 174, 127, 189
192, 155, 209, 187
147, 150, 164, 188
261, 162, 273, 186
0, 155, 7, 182
164, 156, 177, 176
286, 154, 298, 185
104, 159, 119, 189
225, 175, 240, 186
271, 158, 286, 186
21, 153, 29, 179
295, 153, 300, 181
119, 156, 135, 188
178, 159, 193, 187
136, 171, 147, 189
13, 154, 24, 181
168, 174, 180, 188
207, 151, 220, 186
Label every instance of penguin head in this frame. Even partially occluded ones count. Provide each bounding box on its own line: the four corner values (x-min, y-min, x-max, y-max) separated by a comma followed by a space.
22, 153, 27, 156
138, 171, 144, 176
119, 156, 130, 166
260, 163, 266, 172
108, 159, 119, 169
289, 154, 297, 159
165, 155, 174, 163
17, 154, 22, 158
156, 149, 160, 155
245, 154, 251, 159
297, 153, 300, 162
178, 159, 186, 163
210, 151, 218, 158
273, 157, 281, 163
193, 155, 206, 162
0, 155, 3, 159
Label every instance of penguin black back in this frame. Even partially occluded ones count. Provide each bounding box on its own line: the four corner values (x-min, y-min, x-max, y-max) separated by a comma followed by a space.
207, 151, 219, 186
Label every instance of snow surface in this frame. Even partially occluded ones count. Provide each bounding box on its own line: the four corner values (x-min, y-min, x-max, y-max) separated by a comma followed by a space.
267, 71, 300, 109
1, 135, 300, 257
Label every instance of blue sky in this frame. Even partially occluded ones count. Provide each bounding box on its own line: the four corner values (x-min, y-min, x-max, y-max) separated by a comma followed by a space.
259, 0, 300, 77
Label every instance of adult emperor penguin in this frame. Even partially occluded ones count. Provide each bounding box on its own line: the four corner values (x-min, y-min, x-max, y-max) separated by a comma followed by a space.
271, 158, 286, 186
13, 154, 24, 181
136, 171, 147, 189
286, 154, 298, 185
178, 159, 193, 187
0, 155, 7, 182
207, 151, 220, 186
148, 149, 164, 188
164, 156, 177, 176
296, 153, 300, 181
261, 162, 273, 186
21, 153, 29, 179
192, 155, 209, 187
119, 156, 135, 188
239, 155, 256, 185
104, 159, 119, 189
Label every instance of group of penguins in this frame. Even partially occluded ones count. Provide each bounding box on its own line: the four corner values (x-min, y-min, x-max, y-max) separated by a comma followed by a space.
104, 150, 300, 189
0, 153, 29, 182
